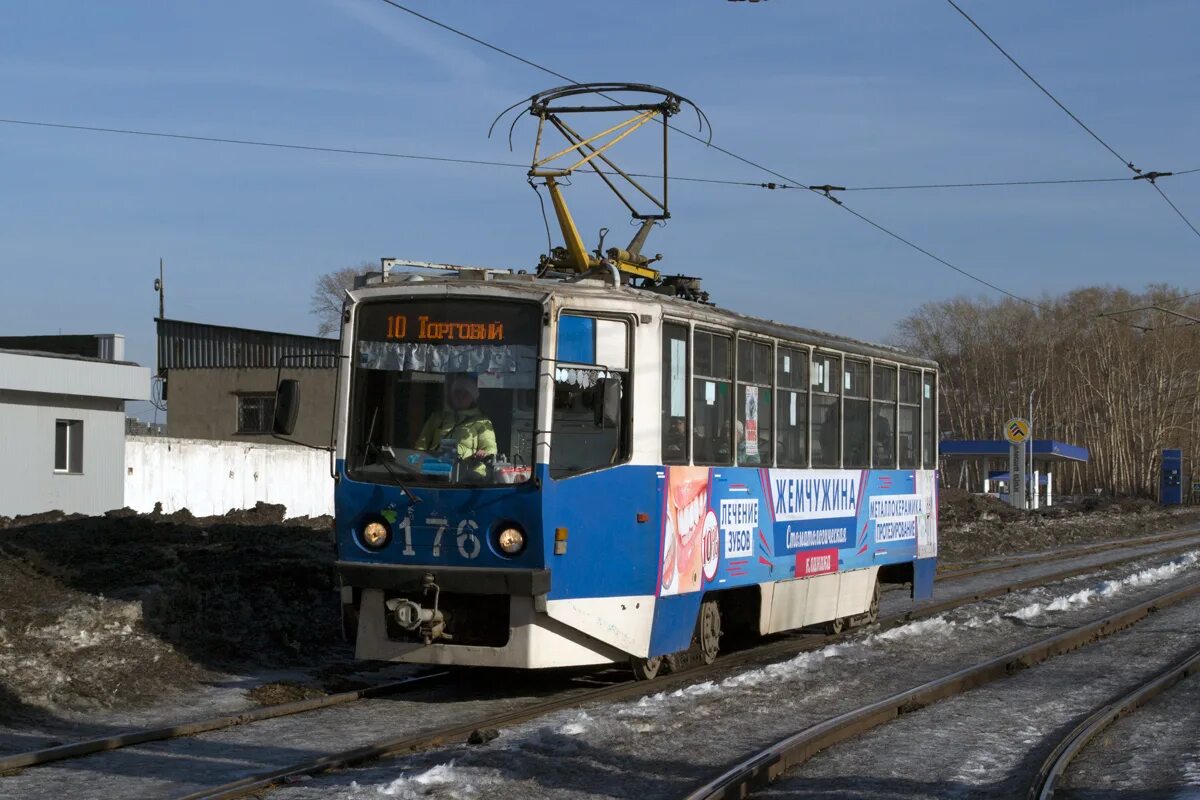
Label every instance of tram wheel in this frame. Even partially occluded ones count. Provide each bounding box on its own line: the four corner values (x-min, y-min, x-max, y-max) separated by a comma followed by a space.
698, 599, 721, 665
630, 655, 664, 681
823, 615, 847, 636
864, 578, 881, 625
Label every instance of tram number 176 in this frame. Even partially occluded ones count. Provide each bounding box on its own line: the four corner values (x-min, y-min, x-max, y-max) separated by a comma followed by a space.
395, 516, 481, 559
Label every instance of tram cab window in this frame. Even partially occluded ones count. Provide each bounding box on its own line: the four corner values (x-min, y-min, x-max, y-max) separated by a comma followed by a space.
661, 322, 689, 464
736, 338, 773, 466
898, 369, 921, 469
843, 359, 870, 468
550, 314, 631, 478
347, 299, 537, 486
811, 353, 841, 468
776, 346, 808, 467
872, 364, 897, 468
923, 372, 937, 469
693, 330, 733, 465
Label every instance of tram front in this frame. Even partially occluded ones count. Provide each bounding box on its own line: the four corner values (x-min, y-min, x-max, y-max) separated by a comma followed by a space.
316, 284, 624, 669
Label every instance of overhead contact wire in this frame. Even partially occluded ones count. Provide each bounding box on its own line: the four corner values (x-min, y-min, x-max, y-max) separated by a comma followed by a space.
945, 0, 1137, 174
0, 117, 528, 169
370, 0, 1054, 308
944, 0, 1200, 242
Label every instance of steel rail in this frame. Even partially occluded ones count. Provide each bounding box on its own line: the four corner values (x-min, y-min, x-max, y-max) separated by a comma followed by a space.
937, 525, 1200, 582
682, 579, 1200, 800
3, 534, 1196, 784
168, 544, 1200, 800
0, 672, 448, 772
1028, 643, 1200, 799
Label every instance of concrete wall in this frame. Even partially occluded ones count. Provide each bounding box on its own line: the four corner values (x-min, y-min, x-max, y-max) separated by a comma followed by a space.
0, 390, 128, 516
165, 367, 336, 446
124, 436, 334, 518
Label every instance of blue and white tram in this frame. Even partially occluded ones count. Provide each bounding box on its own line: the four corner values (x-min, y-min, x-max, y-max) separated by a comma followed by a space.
312, 266, 938, 678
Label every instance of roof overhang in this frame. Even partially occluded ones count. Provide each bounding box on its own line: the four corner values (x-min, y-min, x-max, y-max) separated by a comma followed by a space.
940, 439, 1089, 463
0, 350, 150, 402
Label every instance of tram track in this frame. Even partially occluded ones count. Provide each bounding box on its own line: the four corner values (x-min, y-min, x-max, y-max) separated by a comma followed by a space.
0, 671, 449, 773
1027, 641, 1200, 799
680, 577, 1200, 800
935, 524, 1200, 582
167, 541, 1200, 800
3, 533, 1198, 799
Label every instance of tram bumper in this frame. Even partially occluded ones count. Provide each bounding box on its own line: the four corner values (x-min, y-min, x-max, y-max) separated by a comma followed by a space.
338, 562, 627, 669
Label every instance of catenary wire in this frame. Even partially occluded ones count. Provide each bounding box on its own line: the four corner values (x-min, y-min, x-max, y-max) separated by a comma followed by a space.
372, 0, 1200, 328
944, 0, 1138, 174
8, 116, 1182, 195
4, 5, 1189, 310
944, 0, 1200, 242
0, 117, 529, 169
368, 0, 1065, 310
1150, 182, 1200, 240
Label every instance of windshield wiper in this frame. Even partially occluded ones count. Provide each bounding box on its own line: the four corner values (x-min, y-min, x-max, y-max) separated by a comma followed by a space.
362, 440, 422, 505
360, 407, 421, 505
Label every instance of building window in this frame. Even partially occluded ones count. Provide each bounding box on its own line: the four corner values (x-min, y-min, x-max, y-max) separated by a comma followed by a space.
237, 394, 277, 435
54, 419, 83, 473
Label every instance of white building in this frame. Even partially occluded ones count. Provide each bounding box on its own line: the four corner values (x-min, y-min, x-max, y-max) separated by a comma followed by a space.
0, 336, 149, 516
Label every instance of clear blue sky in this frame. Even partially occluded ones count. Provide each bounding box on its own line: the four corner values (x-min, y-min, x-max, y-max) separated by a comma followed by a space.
3, 0, 1197, 395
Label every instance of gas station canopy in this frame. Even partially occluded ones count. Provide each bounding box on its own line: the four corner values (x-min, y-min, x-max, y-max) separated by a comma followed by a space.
939, 440, 1089, 463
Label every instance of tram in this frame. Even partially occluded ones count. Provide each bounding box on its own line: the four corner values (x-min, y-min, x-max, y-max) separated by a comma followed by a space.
273, 84, 939, 678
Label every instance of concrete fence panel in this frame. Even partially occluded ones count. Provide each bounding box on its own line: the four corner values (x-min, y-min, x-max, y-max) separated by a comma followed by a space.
125, 436, 334, 518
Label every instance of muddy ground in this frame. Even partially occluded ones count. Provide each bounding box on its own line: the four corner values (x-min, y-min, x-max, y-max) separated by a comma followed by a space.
1, 496, 1198, 722
0, 503, 343, 722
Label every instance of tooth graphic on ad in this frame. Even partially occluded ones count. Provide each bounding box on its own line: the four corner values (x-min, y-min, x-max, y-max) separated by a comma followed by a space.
660, 466, 711, 596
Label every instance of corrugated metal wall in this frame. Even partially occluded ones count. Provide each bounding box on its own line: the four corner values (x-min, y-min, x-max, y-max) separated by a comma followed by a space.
157, 319, 339, 371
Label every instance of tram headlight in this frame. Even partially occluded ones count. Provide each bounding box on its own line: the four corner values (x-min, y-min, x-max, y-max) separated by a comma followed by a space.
360, 520, 391, 550
496, 525, 525, 556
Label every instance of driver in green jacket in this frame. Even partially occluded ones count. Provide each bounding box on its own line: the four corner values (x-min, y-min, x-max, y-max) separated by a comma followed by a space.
414, 374, 497, 478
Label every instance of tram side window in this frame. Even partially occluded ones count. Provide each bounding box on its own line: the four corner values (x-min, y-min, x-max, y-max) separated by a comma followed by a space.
736, 338, 773, 465
898, 368, 921, 469
843, 359, 870, 468
662, 322, 689, 464
872, 364, 897, 468
551, 315, 631, 478
693, 330, 733, 465
776, 346, 808, 467
923, 372, 937, 469
811, 353, 841, 468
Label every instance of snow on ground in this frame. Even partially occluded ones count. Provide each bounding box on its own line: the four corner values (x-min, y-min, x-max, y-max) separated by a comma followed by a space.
346, 763, 508, 799
1005, 550, 1199, 621
759, 593, 1200, 800
1181, 752, 1200, 795
300, 550, 1200, 800
0, 593, 203, 714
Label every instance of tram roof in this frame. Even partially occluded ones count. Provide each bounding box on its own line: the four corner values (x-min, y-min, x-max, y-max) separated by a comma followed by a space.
352, 270, 938, 370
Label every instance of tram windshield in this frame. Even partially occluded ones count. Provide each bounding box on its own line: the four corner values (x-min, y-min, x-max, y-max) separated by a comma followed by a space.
347, 298, 538, 486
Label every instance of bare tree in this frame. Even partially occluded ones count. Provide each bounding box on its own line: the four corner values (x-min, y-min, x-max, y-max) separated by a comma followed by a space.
897, 286, 1200, 498
310, 262, 374, 336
